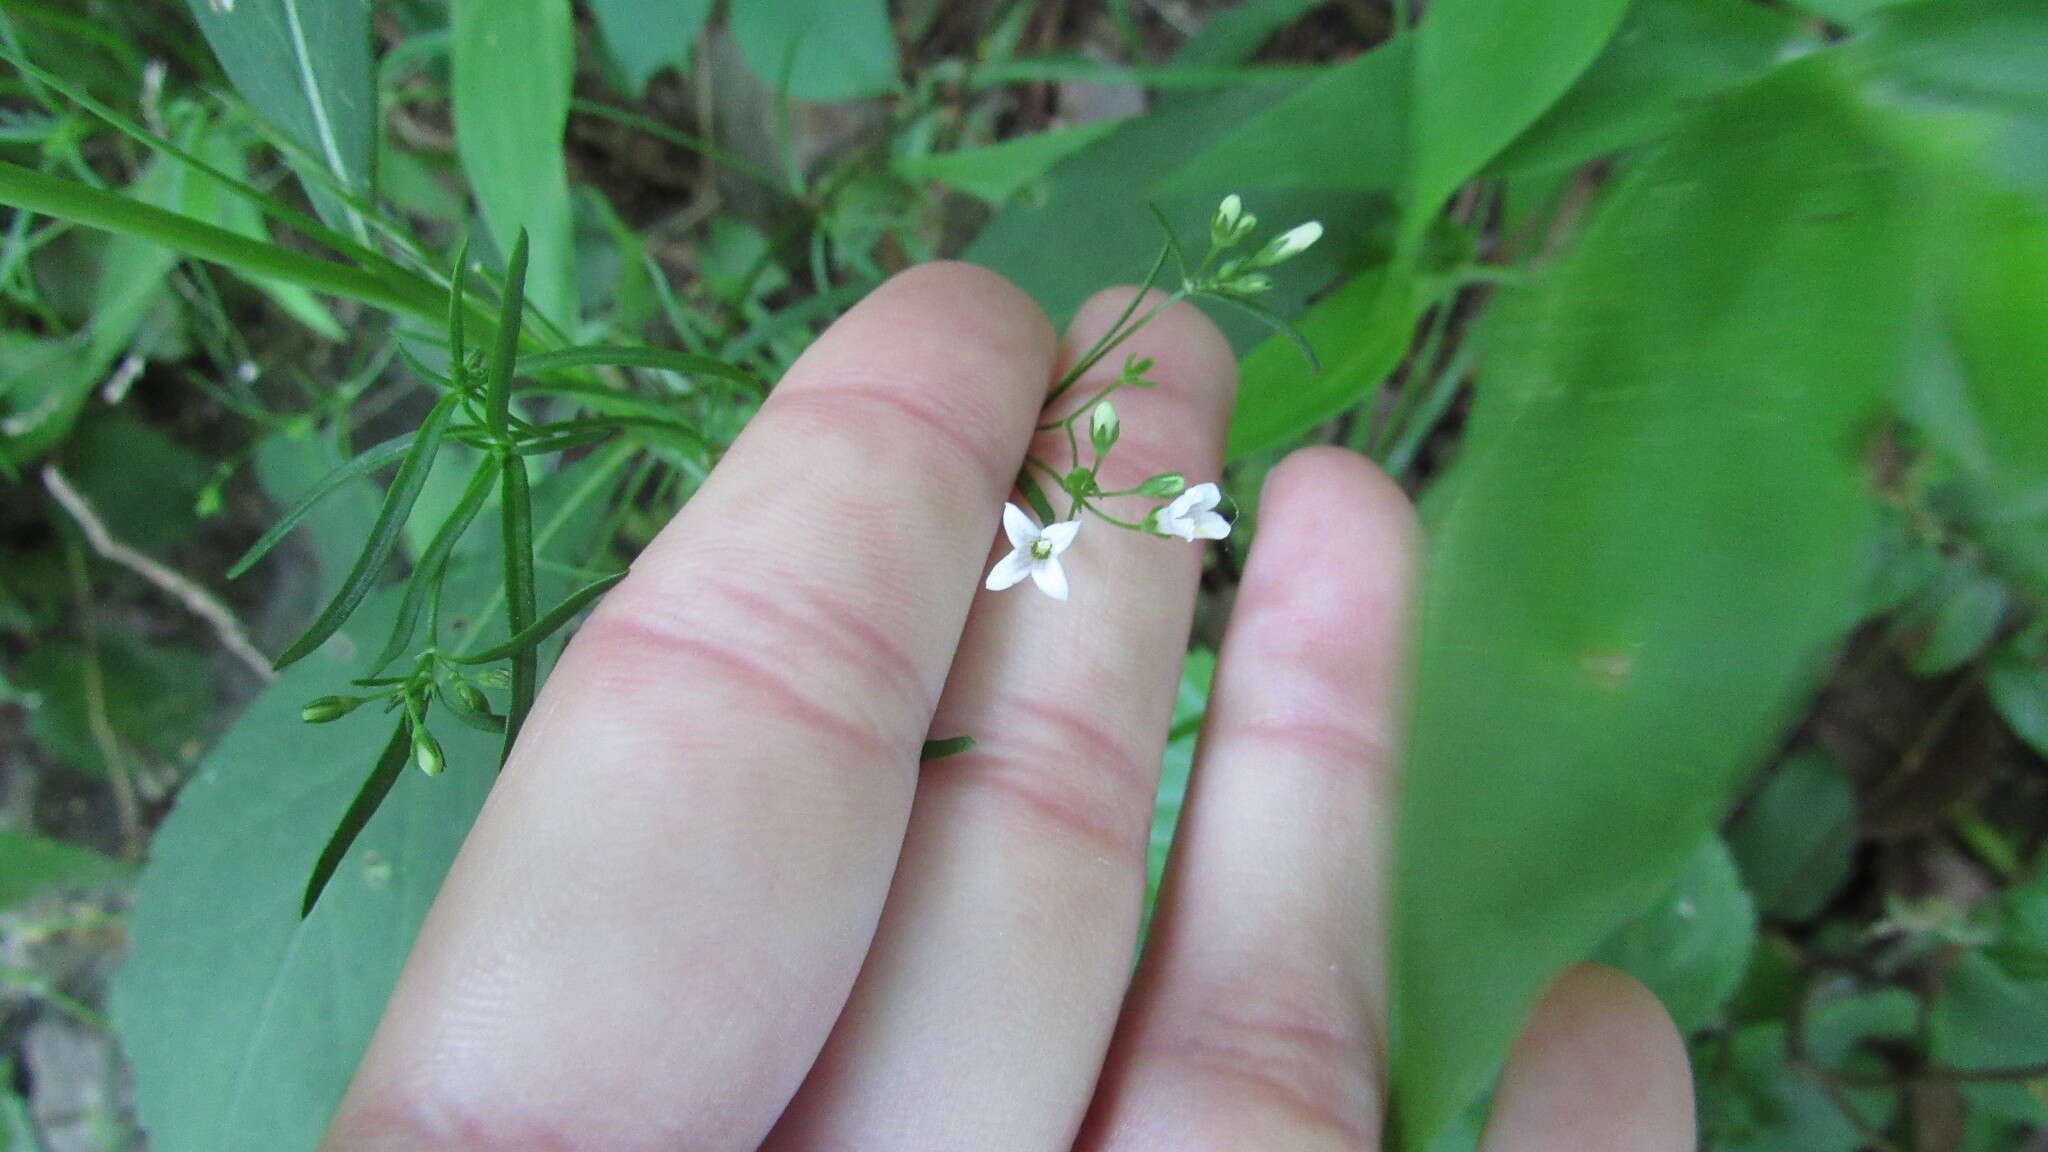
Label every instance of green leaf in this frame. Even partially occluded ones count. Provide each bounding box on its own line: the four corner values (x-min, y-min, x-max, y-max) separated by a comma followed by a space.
0, 162, 445, 321
498, 457, 539, 759
1989, 653, 2048, 758
0, 830, 133, 911
13, 637, 211, 780
1225, 265, 1415, 460
1725, 753, 1859, 922
1407, 0, 1631, 242
1700, 1023, 1867, 1152
516, 344, 761, 394
230, 433, 413, 579
1930, 951, 2048, 1124
730, 0, 897, 104
61, 413, 206, 554
1489, 0, 1804, 176
1910, 567, 2008, 674
179, 0, 376, 239
299, 717, 409, 915
1153, 39, 1411, 197
966, 77, 1389, 346
1388, 63, 1919, 1150
895, 119, 1130, 206
451, 0, 576, 326
111, 593, 501, 1152
919, 736, 974, 762
447, 570, 625, 666
1172, 0, 1330, 66
274, 392, 462, 669
486, 231, 530, 439
588, 0, 714, 96
373, 456, 499, 672
1590, 835, 1756, 1034
1863, 0, 2048, 120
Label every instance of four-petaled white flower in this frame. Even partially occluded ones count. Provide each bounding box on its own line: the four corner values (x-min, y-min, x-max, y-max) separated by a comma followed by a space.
986, 503, 1082, 601
1155, 482, 1231, 542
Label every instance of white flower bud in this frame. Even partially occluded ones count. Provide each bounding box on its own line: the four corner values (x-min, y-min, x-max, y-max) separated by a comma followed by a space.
1249, 221, 1324, 268
1090, 401, 1120, 452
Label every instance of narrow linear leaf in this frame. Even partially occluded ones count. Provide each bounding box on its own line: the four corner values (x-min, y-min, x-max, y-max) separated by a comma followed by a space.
372, 456, 499, 671
300, 717, 409, 917
0, 162, 443, 320
498, 458, 539, 761
230, 433, 413, 578
486, 231, 530, 438
516, 345, 763, 394
274, 393, 462, 669
920, 736, 975, 762
894, 119, 1129, 206
452, 571, 626, 666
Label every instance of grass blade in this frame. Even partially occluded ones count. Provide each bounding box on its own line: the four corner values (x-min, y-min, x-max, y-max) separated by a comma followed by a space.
920, 736, 975, 762
372, 455, 499, 671
300, 717, 409, 917
0, 162, 444, 320
274, 393, 462, 669
228, 433, 414, 578
451, 570, 625, 666
516, 345, 764, 394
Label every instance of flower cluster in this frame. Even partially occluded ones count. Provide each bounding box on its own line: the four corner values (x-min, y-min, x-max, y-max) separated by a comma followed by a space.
984, 195, 1322, 601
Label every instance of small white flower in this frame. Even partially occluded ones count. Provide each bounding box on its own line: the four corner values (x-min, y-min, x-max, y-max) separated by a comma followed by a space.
1250, 221, 1324, 267
1155, 482, 1231, 542
985, 503, 1082, 601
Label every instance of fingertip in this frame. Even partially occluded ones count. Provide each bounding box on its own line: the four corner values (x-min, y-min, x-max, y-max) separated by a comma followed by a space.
869, 260, 1059, 366
1481, 964, 1695, 1152
1260, 446, 1418, 558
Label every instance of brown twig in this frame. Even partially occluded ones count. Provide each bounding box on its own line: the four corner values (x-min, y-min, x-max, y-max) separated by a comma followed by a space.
42, 465, 275, 681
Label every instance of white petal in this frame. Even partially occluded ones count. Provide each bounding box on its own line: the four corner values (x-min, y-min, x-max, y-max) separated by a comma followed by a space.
1157, 512, 1198, 542
1040, 519, 1082, 555
1184, 482, 1222, 513
1193, 510, 1232, 540
1002, 503, 1038, 550
1163, 489, 1202, 520
985, 549, 1034, 591
1030, 557, 1070, 601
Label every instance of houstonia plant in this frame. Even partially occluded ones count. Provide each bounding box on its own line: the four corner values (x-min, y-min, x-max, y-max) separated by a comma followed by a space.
985, 195, 1322, 601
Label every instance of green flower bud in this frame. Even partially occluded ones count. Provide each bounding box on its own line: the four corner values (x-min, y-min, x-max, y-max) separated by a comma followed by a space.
1090, 401, 1120, 453
453, 683, 497, 718
473, 668, 513, 689
301, 695, 368, 724
1137, 473, 1186, 498
1216, 272, 1274, 296
413, 727, 445, 777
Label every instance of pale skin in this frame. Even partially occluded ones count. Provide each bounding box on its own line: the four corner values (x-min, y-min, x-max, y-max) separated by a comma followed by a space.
319, 263, 1697, 1152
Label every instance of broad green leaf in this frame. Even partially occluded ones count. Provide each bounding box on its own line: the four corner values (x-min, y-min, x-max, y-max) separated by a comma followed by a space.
1802, 987, 1917, 1129
895, 119, 1129, 206
589, 0, 714, 96
1863, 0, 2048, 119
1930, 951, 2048, 1123
1988, 870, 2048, 980
188, 120, 345, 340
180, 0, 375, 239
1172, 0, 1330, 66
0, 830, 133, 910
1989, 654, 2048, 759
61, 413, 206, 554
1226, 265, 1415, 460
1152, 39, 1411, 196
451, 0, 576, 326
1407, 0, 1631, 243
1590, 835, 1755, 1033
111, 594, 499, 1152
1388, 64, 1918, 1150
730, 0, 897, 104
13, 637, 210, 780
1700, 1023, 1867, 1152
1903, 187, 2048, 589
967, 77, 1387, 345
1726, 753, 1859, 922
1489, 0, 1803, 176
1909, 566, 2008, 674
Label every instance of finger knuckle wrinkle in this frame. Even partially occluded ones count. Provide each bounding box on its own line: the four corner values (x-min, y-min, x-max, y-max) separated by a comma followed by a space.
698, 576, 936, 715
928, 698, 1156, 856
1157, 993, 1379, 1146
575, 602, 894, 758
1224, 716, 1392, 785
769, 378, 1006, 493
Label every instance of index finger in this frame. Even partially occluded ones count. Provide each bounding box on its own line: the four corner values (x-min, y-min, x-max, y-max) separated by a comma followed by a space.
323, 263, 1055, 1152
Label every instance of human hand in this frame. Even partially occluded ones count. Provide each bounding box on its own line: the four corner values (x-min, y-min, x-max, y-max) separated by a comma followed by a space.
319, 264, 1694, 1152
